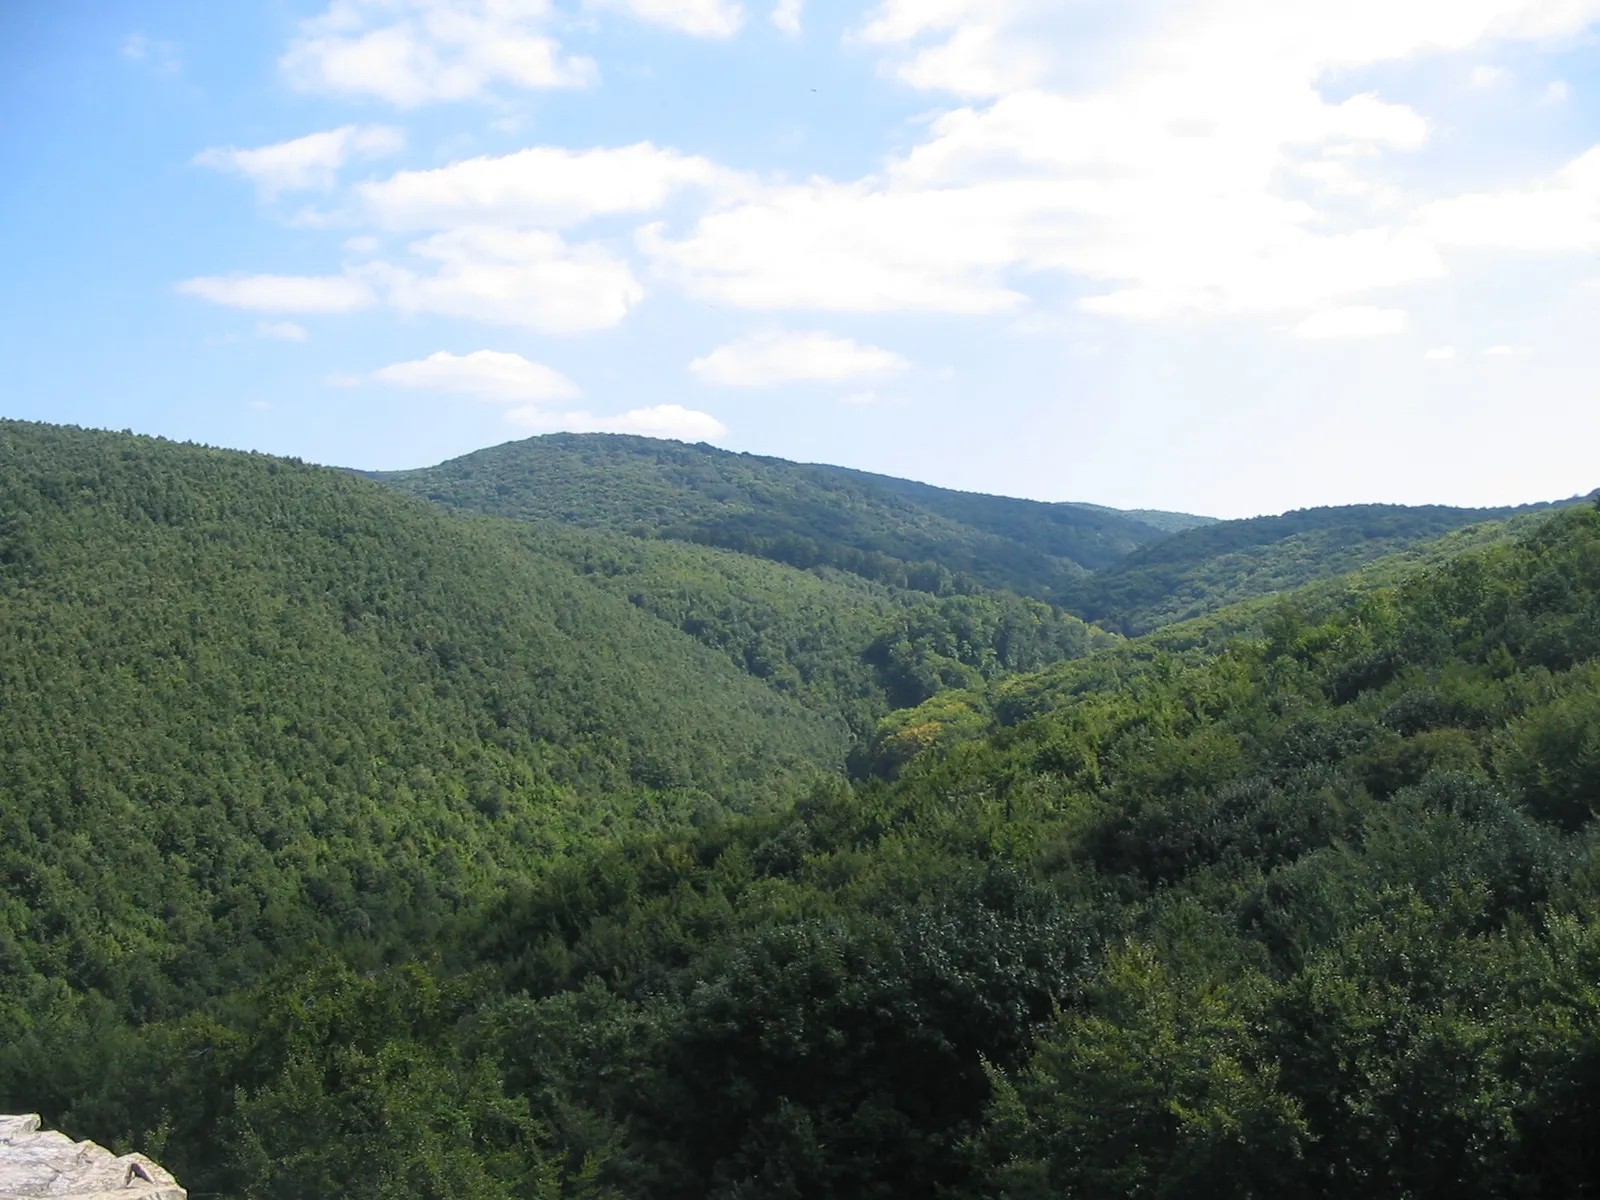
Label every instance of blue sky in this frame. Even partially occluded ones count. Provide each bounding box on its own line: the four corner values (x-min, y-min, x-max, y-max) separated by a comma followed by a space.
2, 0, 1598, 517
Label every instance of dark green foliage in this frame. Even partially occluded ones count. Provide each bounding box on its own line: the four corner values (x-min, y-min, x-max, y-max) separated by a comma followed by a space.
371, 432, 1194, 596
11, 957, 577, 1199
0, 419, 842, 1032
1061, 500, 1564, 634
374, 432, 1578, 639
1498, 674, 1600, 829
7, 419, 1600, 1199
862, 591, 1110, 710
508, 521, 1112, 739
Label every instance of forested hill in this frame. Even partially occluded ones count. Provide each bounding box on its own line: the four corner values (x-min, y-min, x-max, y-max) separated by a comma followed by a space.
510, 520, 1114, 734
372, 433, 1560, 636
0, 419, 854, 1022
371, 433, 1206, 597
0, 418, 1131, 1025
13, 491, 1600, 1198
1058, 499, 1562, 634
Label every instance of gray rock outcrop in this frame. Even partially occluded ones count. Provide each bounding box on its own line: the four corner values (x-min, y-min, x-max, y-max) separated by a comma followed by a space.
0, 1115, 185, 1200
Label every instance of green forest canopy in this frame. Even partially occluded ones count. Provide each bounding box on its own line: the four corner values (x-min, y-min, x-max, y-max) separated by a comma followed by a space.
1060, 499, 1564, 634
0, 420, 1110, 1030
3, 419, 1600, 1198
371, 432, 1198, 596
373, 431, 1552, 635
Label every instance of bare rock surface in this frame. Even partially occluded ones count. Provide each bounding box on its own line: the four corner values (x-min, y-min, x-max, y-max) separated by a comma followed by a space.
0, 1116, 185, 1200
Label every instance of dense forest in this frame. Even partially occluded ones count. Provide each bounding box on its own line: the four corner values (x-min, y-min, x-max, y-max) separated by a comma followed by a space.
502, 520, 1114, 736
4, 420, 1600, 1198
0, 421, 1117, 1033
1060, 501, 1561, 634
374, 433, 1548, 634
371, 433, 1199, 597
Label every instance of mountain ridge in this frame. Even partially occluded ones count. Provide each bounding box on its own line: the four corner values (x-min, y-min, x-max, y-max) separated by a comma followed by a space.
372, 431, 1570, 635
370, 433, 1201, 598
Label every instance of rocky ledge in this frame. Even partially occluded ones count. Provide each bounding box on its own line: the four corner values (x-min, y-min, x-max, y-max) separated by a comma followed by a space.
0, 1115, 185, 1200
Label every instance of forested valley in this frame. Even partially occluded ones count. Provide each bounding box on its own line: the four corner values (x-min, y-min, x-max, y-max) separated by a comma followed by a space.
4, 419, 1600, 1198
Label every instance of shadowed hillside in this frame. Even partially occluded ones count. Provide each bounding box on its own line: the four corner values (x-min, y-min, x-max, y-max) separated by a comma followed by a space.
11, 495, 1600, 1198
0, 419, 845, 1027
1058, 500, 1569, 633
374, 434, 1575, 640
371, 433, 1206, 598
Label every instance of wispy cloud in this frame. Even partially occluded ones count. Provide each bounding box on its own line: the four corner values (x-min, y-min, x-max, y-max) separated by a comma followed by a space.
771, 0, 802, 34
257, 321, 309, 341
371, 349, 581, 400
1421, 145, 1600, 253
377, 228, 645, 333
507, 402, 727, 438
644, 0, 1599, 325
122, 33, 181, 75
358, 142, 735, 229
282, 0, 596, 106
176, 274, 376, 313
690, 330, 910, 385
198, 127, 405, 198
1292, 306, 1408, 340
589, 0, 745, 38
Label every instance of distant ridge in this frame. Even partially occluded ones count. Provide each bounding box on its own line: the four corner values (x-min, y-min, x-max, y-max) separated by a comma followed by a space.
371, 432, 1572, 635
371, 433, 1205, 598
1061, 499, 1574, 634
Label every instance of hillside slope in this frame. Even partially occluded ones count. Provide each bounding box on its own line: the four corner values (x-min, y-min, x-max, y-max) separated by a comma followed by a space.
18, 501, 1600, 1199
514, 521, 1114, 734
374, 434, 1571, 641
1059, 500, 1561, 633
371, 433, 1201, 596
0, 420, 843, 1026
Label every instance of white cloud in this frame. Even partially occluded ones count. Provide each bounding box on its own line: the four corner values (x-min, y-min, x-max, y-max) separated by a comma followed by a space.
1545, 79, 1572, 101
644, 145, 1444, 320
771, 0, 802, 35
211, 0, 1600, 349
372, 349, 581, 399
641, 183, 1030, 313
638, 0, 1587, 322
1470, 64, 1510, 86
198, 126, 404, 197
282, 0, 595, 106
590, 0, 745, 37
839, 390, 908, 406
1484, 343, 1532, 355
122, 34, 180, 74
506, 402, 727, 437
1292, 306, 1408, 340
176, 274, 376, 313
861, 0, 1600, 99
690, 330, 910, 385
858, 1, 1050, 98
1424, 345, 1457, 359
1422, 144, 1600, 251
379, 226, 645, 332
653, 0, 1563, 321
257, 320, 309, 341
360, 142, 735, 228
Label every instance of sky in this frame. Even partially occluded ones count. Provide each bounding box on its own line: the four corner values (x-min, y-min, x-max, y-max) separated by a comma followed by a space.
2, 0, 1598, 518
